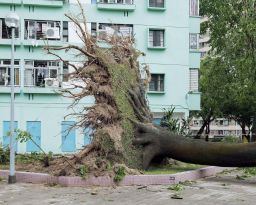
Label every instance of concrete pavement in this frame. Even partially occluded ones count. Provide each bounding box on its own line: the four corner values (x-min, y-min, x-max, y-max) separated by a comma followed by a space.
1, 170, 256, 205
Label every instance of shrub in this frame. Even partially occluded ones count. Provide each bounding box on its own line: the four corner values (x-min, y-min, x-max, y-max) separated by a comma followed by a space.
0, 144, 9, 164
222, 136, 241, 143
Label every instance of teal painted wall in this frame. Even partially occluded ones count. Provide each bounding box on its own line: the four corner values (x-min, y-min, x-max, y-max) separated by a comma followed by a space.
0, 0, 201, 153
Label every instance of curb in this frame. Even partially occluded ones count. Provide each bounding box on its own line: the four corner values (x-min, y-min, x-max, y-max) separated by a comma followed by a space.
0, 166, 232, 187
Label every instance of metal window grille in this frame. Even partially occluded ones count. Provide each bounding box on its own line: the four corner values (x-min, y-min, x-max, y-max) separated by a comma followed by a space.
149, 30, 164, 47
149, 0, 164, 8
190, 0, 199, 16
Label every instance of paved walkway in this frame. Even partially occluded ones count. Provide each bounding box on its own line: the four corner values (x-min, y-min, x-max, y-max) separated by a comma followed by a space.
1, 170, 256, 205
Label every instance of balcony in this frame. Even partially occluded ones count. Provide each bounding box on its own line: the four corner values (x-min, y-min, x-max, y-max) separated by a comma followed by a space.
0, 0, 21, 5
0, 87, 21, 94
97, 0, 136, 11
22, 0, 64, 7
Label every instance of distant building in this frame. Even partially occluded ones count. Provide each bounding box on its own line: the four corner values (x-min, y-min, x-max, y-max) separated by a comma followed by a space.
190, 118, 248, 140
0, 0, 201, 153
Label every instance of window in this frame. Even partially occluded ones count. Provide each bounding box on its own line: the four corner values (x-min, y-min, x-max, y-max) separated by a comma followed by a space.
0, 18, 19, 39
189, 68, 198, 92
223, 120, 229, 126
98, 23, 133, 40
218, 130, 224, 136
25, 20, 61, 40
63, 62, 69, 82
24, 60, 60, 87
0, 59, 20, 86
149, 74, 164, 92
149, 0, 164, 8
62, 21, 69, 42
190, 0, 199, 16
91, 22, 97, 38
149, 29, 165, 47
98, 0, 134, 4
189, 33, 199, 49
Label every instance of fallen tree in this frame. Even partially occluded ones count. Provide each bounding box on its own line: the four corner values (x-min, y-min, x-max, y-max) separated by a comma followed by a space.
133, 121, 256, 169
44, 2, 256, 176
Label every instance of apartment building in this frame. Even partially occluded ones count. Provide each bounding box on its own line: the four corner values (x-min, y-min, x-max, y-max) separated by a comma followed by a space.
190, 118, 247, 140
0, 0, 201, 153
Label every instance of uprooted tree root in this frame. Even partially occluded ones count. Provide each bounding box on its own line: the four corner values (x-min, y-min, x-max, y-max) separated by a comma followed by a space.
44, 2, 152, 177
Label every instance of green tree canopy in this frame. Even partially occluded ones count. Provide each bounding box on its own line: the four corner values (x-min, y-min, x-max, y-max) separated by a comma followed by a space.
198, 0, 256, 140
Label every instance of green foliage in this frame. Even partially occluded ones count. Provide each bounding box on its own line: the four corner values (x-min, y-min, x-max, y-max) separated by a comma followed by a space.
168, 184, 184, 192
236, 167, 256, 180
241, 167, 256, 176
0, 144, 10, 164
192, 57, 227, 136
16, 152, 53, 164
79, 165, 89, 179
113, 165, 126, 182
160, 107, 191, 136
221, 136, 241, 144
16, 129, 47, 156
15, 129, 32, 143
145, 163, 204, 175
199, 0, 256, 136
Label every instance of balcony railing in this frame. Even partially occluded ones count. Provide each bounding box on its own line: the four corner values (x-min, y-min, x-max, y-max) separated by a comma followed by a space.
97, 0, 136, 11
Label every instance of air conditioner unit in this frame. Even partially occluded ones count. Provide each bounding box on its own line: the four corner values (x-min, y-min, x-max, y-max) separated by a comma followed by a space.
45, 78, 59, 88
45, 27, 60, 39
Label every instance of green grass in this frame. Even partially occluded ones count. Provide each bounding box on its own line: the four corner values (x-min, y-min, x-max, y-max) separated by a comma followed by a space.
145, 162, 205, 175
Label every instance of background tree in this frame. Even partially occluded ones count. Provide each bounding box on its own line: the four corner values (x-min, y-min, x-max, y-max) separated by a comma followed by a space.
192, 57, 228, 139
199, 0, 256, 141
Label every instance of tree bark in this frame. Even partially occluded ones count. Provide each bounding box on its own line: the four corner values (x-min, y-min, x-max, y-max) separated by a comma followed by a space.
241, 122, 250, 142
133, 122, 256, 169
196, 113, 213, 139
251, 115, 256, 142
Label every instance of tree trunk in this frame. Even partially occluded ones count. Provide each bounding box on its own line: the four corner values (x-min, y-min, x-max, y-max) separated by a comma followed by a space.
241, 122, 249, 142
251, 116, 256, 142
196, 113, 213, 139
205, 122, 210, 141
133, 122, 256, 169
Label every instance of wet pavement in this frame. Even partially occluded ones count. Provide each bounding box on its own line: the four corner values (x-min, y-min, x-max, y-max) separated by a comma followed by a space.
0, 170, 256, 205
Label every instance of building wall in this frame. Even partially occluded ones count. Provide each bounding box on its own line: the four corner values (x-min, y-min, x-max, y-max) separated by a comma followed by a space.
0, 0, 201, 153
190, 118, 248, 139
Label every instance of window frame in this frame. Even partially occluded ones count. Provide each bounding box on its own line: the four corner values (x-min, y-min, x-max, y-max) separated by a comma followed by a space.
24, 60, 61, 87
97, 0, 134, 4
97, 23, 133, 40
148, 28, 166, 49
148, 0, 166, 10
24, 19, 61, 41
189, 68, 199, 92
0, 18, 20, 39
189, 0, 199, 16
0, 59, 20, 86
189, 33, 199, 50
148, 73, 165, 93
